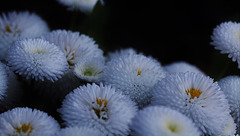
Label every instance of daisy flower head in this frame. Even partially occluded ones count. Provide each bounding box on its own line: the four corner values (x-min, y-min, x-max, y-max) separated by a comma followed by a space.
0, 107, 60, 136
73, 57, 105, 82
130, 106, 201, 136
151, 72, 230, 136
0, 11, 49, 60
0, 62, 8, 101
55, 126, 104, 136
102, 54, 167, 108
42, 29, 105, 69
210, 21, 240, 68
6, 38, 68, 82
218, 75, 240, 134
56, 0, 103, 15
58, 83, 137, 136
164, 61, 205, 75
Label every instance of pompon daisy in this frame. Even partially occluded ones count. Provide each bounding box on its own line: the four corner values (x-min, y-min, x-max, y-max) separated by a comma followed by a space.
0, 107, 60, 136
0, 11, 49, 60
164, 61, 205, 75
73, 57, 104, 82
0, 62, 8, 101
56, 0, 103, 14
102, 54, 167, 108
151, 72, 230, 136
42, 29, 104, 69
218, 75, 240, 134
58, 83, 137, 136
55, 126, 104, 136
106, 47, 138, 61
221, 115, 237, 136
130, 106, 201, 136
210, 21, 240, 68
6, 38, 68, 82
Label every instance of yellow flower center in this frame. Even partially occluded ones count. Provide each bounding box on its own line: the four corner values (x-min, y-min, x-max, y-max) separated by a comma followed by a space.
165, 120, 181, 134
137, 70, 142, 76
15, 123, 33, 135
93, 98, 108, 120
96, 98, 108, 107
185, 88, 202, 99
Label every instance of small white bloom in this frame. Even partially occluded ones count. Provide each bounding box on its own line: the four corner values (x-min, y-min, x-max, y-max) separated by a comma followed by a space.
56, 0, 103, 14
42, 29, 104, 69
0, 11, 49, 60
0, 62, 8, 101
103, 54, 167, 108
210, 21, 240, 68
130, 106, 201, 136
58, 83, 137, 136
151, 72, 230, 136
6, 38, 68, 82
73, 57, 104, 82
55, 126, 104, 136
164, 61, 205, 75
218, 75, 240, 134
0, 107, 60, 136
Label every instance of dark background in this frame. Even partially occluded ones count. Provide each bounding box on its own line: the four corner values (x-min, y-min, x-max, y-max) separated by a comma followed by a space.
1, 0, 240, 79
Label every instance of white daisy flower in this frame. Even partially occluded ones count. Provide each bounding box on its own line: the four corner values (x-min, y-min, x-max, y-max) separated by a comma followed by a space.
58, 83, 137, 136
218, 75, 240, 134
0, 11, 49, 60
210, 21, 240, 68
55, 126, 104, 136
0, 107, 60, 136
130, 106, 201, 136
6, 38, 68, 82
151, 72, 230, 136
221, 115, 237, 136
56, 0, 103, 14
106, 47, 138, 61
0, 62, 8, 101
73, 57, 104, 82
102, 54, 167, 108
42, 29, 104, 69
164, 61, 205, 75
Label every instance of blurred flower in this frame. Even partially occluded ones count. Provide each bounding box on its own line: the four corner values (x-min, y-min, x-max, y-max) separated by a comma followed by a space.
103, 54, 167, 108
218, 75, 240, 134
73, 57, 104, 82
130, 106, 201, 136
0, 107, 60, 136
42, 29, 104, 69
151, 72, 230, 135
6, 38, 68, 82
0, 11, 49, 60
0, 62, 8, 101
56, 0, 103, 14
55, 126, 104, 136
106, 47, 138, 62
164, 61, 205, 75
58, 83, 137, 136
211, 21, 240, 68
221, 115, 237, 136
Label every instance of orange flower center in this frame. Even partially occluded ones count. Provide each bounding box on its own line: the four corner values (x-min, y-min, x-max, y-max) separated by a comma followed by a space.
185, 88, 202, 99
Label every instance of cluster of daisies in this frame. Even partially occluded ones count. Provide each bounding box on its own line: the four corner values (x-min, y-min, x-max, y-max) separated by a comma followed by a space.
0, 3, 240, 136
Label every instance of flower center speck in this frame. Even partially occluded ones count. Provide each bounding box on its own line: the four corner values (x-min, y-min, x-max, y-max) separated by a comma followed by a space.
83, 67, 97, 76
137, 70, 142, 76
5, 25, 11, 32
15, 123, 33, 136
167, 122, 181, 133
185, 88, 202, 99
